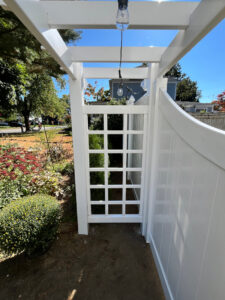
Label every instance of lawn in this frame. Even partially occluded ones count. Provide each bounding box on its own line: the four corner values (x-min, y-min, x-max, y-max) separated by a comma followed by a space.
0, 128, 73, 159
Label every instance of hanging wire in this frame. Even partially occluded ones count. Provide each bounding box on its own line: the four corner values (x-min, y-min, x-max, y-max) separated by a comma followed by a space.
118, 28, 123, 82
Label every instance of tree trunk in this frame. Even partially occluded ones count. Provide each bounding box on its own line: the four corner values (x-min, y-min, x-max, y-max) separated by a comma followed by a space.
24, 114, 30, 132
22, 98, 31, 132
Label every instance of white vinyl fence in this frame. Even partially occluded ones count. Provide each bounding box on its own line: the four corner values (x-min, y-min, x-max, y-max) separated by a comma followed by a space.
145, 89, 225, 300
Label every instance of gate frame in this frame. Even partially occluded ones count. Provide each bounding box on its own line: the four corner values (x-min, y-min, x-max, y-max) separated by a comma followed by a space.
71, 65, 150, 234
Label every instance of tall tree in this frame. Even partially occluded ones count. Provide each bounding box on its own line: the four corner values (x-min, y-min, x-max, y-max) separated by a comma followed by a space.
0, 61, 68, 129
166, 63, 201, 102
176, 77, 201, 102
165, 63, 184, 80
0, 7, 80, 78
0, 60, 25, 117
0, 7, 81, 130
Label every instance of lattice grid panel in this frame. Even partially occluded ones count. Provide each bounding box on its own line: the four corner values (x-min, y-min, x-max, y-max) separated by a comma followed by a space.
84, 107, 148, 223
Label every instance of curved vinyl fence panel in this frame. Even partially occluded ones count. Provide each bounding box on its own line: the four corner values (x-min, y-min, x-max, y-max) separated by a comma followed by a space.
149, 89, 225, 300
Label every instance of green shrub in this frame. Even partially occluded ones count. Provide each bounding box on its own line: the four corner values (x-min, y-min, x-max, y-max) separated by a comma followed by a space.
0, 176, 31, 209
30, 171, 63, 197
53, 161, 74, 176
0, 194, 61, 256
0, 170, 63, 209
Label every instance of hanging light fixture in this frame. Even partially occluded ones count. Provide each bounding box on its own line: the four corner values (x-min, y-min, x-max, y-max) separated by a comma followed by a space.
116, 0, 129, 31
116, 0, 129, 97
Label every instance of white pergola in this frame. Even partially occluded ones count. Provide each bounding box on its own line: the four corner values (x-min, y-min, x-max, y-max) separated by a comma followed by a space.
2, 1, 225, 300
2, 0, 225, 79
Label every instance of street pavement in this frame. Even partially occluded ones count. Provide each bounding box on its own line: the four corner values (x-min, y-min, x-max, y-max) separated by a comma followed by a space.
0, 126, 66, 135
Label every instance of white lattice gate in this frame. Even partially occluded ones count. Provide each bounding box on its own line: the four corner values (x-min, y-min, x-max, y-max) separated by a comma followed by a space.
83, 105, 148, 224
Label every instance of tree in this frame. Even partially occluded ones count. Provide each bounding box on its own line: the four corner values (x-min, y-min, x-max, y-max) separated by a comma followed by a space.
0, 7, 81, 78
84, 83, 112, 102
0, 60, 67, 130
212, 91, 225, 112
0, 60, 25, 117
0, 7, 81, 130
22, 75, 66, 127
165, 63, 184, 80
176, 77, 201, 102
166, 63, 201, 102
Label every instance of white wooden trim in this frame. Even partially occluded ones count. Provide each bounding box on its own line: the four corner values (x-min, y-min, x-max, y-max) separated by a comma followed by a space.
85, 113, 92, 218
90, 184, 141, 189
83, 67, 149, 79
139, 112, 148, 221
4, 0, 76, 79
158, 0, 225, 76
88, 149, 143, 154
40, 1, 199, 30
88, 130, 144, 135
83, 105, 148, 114
91, 201, 140, 205
89, 168, 143, 172
69, 64, 89, 234
86, 108, 147, 221
103, 114, 109, 215
69, 47, 166, 63
141, 64, 157, 239
122, 114, 128, 215
88, 215, 142, 223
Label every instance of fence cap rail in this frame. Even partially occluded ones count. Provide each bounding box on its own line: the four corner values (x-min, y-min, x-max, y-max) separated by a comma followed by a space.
159, 89, 225, 170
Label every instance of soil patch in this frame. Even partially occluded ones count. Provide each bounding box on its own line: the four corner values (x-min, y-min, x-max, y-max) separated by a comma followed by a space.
0, 223, 165, 300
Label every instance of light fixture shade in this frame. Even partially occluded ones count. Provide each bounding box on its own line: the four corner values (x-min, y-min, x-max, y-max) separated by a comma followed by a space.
117, 87, 124, 97
116, 0, 129, 31
116, 8, 129, 30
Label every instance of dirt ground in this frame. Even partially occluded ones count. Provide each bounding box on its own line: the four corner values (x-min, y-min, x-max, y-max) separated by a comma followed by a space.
0, 129, 74, 159
0, 223, 165, 300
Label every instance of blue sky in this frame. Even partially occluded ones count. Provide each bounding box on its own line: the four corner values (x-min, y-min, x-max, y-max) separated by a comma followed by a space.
57, 0, 225, 103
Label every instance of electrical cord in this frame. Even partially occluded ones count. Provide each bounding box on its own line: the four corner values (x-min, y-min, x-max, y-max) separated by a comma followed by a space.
119, 28, 123, 82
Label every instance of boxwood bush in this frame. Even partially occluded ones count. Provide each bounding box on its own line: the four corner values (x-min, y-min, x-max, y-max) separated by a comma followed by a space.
0, 194, 61, 256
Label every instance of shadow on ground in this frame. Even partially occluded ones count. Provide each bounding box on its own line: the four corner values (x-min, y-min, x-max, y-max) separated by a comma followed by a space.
0, 223, 165, 300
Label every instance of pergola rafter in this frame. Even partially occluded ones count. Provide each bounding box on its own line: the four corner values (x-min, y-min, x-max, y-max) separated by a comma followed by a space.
83, 67, 149, 79
69, 46, 166, 63
39, 1, 199, 30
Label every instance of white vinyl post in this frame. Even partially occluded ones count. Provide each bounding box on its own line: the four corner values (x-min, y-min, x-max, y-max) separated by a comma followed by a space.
142, 63, 167, 242
141, 63, 158, 239
69, 63, 89, 235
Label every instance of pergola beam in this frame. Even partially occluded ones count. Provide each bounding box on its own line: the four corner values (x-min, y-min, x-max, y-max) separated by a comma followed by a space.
4, 0, 76, 79
40, 1, 199, 30
69, 47, 166, 63
83, 67, 149, 79
159, 0, 225, 76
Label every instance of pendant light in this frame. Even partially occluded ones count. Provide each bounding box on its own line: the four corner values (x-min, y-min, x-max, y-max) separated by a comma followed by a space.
116, 0, 129, 31
116, 0, 129, 97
